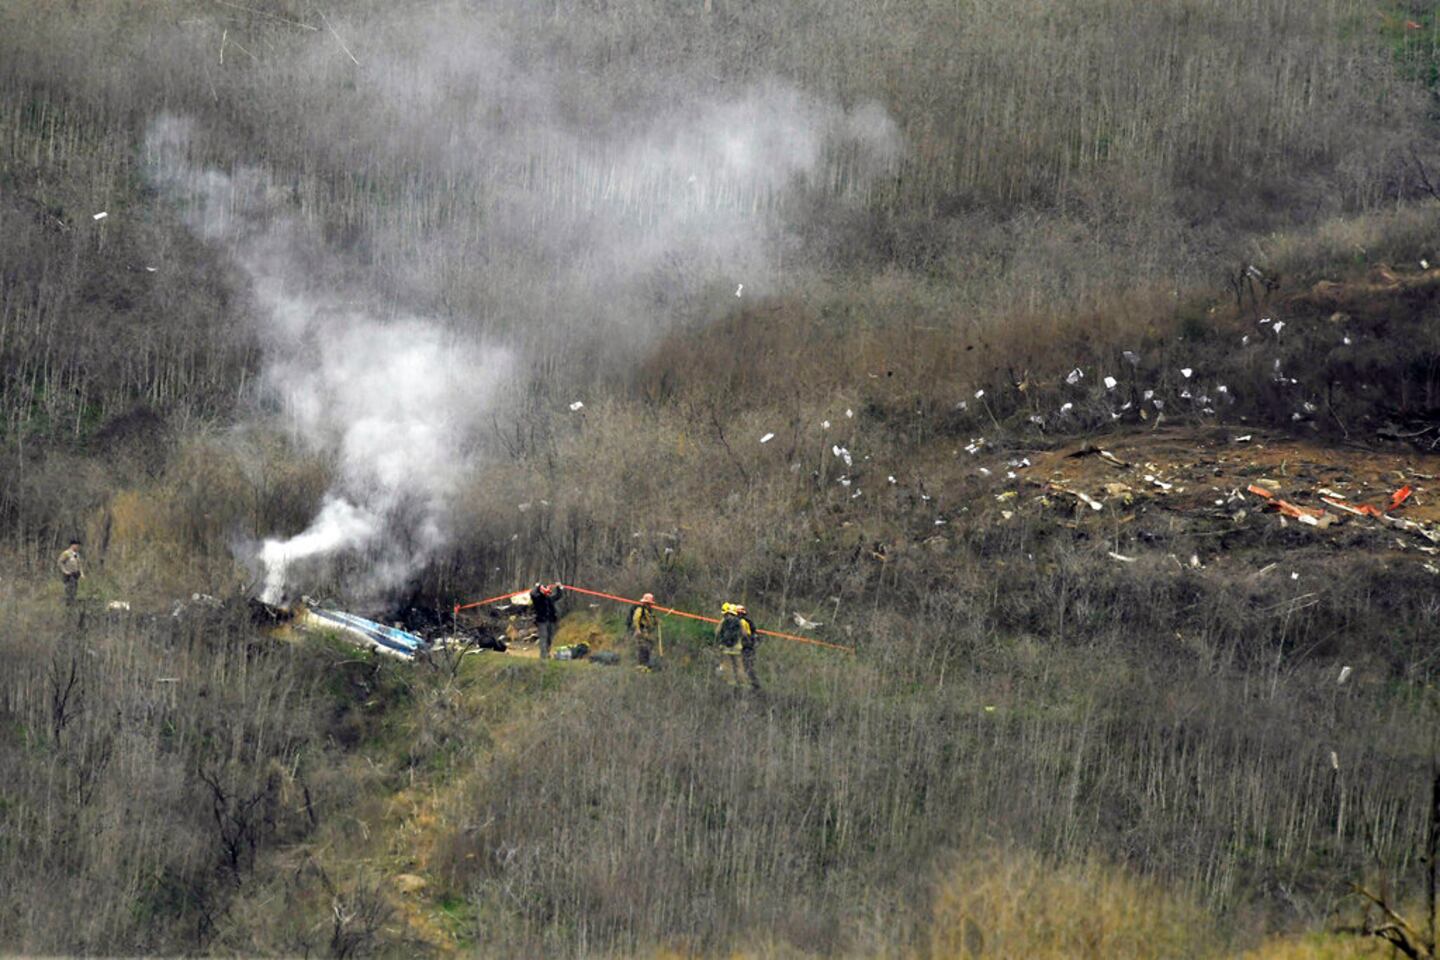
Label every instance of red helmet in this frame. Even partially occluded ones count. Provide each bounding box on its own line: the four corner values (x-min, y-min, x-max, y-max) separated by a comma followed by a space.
640, 593, 655, 605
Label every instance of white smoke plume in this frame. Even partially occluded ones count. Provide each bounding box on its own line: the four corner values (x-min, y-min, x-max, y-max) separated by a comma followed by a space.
146, 115, 512, 605
142, 7, 902, 606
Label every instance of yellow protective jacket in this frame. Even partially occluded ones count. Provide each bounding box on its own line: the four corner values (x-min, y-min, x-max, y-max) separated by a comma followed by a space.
629, 604, 657, 640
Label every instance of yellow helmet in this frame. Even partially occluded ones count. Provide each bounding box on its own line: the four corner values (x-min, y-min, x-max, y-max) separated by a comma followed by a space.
721, 602, 735, 615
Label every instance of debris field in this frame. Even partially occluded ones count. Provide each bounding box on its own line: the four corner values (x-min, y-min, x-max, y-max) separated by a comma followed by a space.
974, 427, 1440, 568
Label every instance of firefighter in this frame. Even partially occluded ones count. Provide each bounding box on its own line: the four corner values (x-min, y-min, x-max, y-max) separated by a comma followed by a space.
715, 602, 756, 689
734, 604, 762, 692
529, 581, 564, 659
57, 539, 83, 606
628, 592, 659, 670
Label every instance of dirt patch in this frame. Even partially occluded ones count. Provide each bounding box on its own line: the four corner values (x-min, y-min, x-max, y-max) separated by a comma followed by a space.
972, 427, 1440, 565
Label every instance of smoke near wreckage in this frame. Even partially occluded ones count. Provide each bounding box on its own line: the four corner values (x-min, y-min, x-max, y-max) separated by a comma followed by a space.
142, 29, 900, 604
146, 115, 513, 604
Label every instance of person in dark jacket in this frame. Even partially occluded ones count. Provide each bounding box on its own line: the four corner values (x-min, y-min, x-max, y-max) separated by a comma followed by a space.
529, 582, 564, 659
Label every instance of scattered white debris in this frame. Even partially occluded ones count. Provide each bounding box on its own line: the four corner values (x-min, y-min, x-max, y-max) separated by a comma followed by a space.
934, 518, 946, 525
1330, 750, 1340, 771
1059, 402, 1073, 413
1302, 401, 1317, 413
1337, 665, 1352, 685
107, 600, 131, 612
792, 613, 824, 630
955, 400, 968, 411
1142, 389, 1154, 400
921, 494, 932, 501
92, 211, 108, 220
569, 401, 584, 411
1108, 552, 1137, 563
1103, 376, 1117, 390
145, 266, 157, 272
851, 489, 863, 499
1259, 317, 1272, 325
1234, 434, 1252, 443
735, 284, 744, 297
1028, 414, 1044, 425
1122, 350, 1139, 366
1424, 259, 1431, 269
846, 408, 854, 418
839, 477, 851, 487
1065, 368, 1084, 385
974, 389, 985, 399
1241, 335, 1250, 345
887, 475, 897, 484
1272, 320, 1285, 335
977, 467, 992, 476
1343, 336, 1352, 345
760, 432, 775, 444
831, 445, 853, 467
1216, 385, 1229, 395
822, 420, 831, 429
1290, 572, 1300, 581
1180, 390, 1191, 400
1181, 368, 1193, 379
1189, 554, 1201, 568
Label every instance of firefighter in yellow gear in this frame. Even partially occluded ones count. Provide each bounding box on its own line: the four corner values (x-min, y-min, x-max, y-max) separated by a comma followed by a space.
716, 602, 760, 690
629, 592, 660, 669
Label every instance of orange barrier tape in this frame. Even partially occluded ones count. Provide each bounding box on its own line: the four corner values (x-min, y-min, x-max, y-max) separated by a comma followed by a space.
452, 583, 855, 654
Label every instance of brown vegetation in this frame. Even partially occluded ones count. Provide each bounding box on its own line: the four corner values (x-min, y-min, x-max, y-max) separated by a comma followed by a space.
4, 0, 1440, 956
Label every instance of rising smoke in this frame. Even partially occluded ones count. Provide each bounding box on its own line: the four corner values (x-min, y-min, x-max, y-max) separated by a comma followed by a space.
144, 7, 902, 607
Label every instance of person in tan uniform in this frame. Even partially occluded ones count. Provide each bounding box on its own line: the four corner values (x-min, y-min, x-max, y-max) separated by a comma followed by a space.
57, 539, 83, 606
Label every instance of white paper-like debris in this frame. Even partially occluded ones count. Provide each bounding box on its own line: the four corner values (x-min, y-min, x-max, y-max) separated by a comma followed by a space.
1423, 259, 1431, 269
1180, 390, 1192, 400
1272, 321, 1285, 334
735, 284, 744, 297
846, 408, 854, 418
1103, 376, 1117, 390
569, 401, 584, 411
1216, 385, 1229, 395
1181, 368, 1193, 379
934, 518, 946, 525
1303, 401, 1317, 413
977, 467, 992, 476
1120, 401, 1132, 410
822, 420, 831, 429
839, 477, 852, 487
974, 389, 985, 399
955, 400, 968, 410
1029, 414, 1044, 425
1065, 368, 1084, 385
1153, 399, 1164, 410
145, 266, 157, 272
760, 432, 775, 444
887, 475, 897, 484
1343, 336, 1352, 345
1259, 317, 1272, 325
851, 489, 862, 498
1241, 334, 1250, 345
1337, 665, 1352, 685
92, 211, 108, 220
1143, 389, 1154, 400
921, 494, 932, 501
1122, 351, 1139, 366
1059, 402, 1073, 413
1006, 471, 1017, 479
